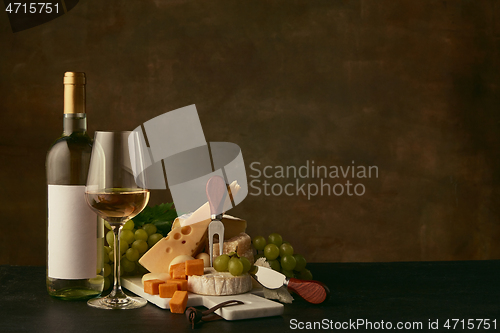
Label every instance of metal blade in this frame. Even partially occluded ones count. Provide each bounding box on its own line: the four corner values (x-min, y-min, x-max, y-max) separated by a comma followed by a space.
206, 176, 227, 267
251, 266, 287, 290
208, 219, 224, 266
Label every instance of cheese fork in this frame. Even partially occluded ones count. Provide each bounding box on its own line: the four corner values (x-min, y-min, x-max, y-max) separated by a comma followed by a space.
206, 176, 227, 267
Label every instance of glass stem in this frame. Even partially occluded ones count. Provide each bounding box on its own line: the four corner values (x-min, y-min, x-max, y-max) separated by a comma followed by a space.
110, 225, 127, 299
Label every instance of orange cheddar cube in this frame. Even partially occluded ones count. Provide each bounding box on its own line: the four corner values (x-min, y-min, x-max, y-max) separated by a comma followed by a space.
170, 262, 186, 279
159, 283, 178, 298
169, 279, 188, 291
185, 259, 204, 276
144, 279, 165, 295
169, 290, 188, 314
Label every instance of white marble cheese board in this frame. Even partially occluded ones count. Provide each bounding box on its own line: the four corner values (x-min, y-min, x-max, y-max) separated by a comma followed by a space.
121, 276, 284, 321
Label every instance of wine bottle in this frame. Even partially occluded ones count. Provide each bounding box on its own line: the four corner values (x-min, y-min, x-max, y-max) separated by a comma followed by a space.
46, 72, 104, 300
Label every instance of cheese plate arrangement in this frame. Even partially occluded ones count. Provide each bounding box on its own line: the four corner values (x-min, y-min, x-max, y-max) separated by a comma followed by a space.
114, 178, 328, 322
121, 275, 284, 320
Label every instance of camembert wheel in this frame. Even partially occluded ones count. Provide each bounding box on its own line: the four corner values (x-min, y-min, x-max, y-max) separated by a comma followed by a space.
187, 267, 252, 296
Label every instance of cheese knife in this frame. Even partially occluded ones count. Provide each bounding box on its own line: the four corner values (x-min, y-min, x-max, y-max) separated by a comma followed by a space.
251, 265, 330, 304
206, 176, 227, 267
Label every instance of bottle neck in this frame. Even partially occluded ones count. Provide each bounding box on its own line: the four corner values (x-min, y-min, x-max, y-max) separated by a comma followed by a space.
64, 83, 86, 114
63, 113, 87, 135
63, 73, 86, 135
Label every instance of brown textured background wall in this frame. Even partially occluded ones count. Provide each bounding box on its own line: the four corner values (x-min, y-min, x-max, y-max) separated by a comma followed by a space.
1, 0, 499, 265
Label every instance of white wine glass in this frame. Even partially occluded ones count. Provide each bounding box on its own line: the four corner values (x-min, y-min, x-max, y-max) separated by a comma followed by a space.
85, 131, 150, 309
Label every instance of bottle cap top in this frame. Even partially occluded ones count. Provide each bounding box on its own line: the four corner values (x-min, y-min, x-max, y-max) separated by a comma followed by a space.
64, 72, 86, 85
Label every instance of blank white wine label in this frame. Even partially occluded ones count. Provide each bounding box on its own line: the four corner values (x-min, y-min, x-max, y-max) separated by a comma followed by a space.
48, 185, 97, 279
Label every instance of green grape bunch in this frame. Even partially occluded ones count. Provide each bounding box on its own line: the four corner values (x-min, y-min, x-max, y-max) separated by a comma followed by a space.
102, 221, 163, 287
251, 233, 313, 280
102, 203, 177, 290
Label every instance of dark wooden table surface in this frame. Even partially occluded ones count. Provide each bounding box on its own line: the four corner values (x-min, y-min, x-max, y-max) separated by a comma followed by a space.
1, 261, 498, 332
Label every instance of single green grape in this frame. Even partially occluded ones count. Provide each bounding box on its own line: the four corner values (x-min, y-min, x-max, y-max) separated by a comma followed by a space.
252, 236, 267, 251
281, 254, 297, 271
281, 268, 294, 278
228, 257, 244, 276
268, 233, 283, 247
103, 263, 111, 277
120, 229, 135, 245
125, 248, 140, 262
103, 251, 109, 264
131, 239, 148, 254
121, 257, 136, 272
279, 243, 294, 257
143, 223, 157, 236
106, 230, 114, 246
104, 220, 112, 230
103, 277, 111, 290
293, 254, 307, 272
268, 259, 281, 271
148, 233, 163, 247
119, 241, 128, 255
264, 243, 280, 260
134, 228, 148, 242
298, 268, 313, 280
240, 256, 251, 273
123, 219, 135, 230
108, 250, 114, 262
214, 254, 230, 272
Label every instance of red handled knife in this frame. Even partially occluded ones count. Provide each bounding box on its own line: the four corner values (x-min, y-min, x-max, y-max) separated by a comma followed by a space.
251, 265, 330, 304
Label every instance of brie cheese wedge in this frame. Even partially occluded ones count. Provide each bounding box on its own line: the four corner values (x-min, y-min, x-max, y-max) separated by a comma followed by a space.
187, 267, 252, 296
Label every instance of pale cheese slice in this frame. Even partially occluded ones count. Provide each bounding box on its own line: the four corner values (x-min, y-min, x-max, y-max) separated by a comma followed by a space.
187, 267, 252, 296
141, 272, 170, 286
138, 219, 211, 273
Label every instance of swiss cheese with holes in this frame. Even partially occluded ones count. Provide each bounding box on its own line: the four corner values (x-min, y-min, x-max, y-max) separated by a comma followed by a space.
139, 220, 211, 273
172, 215, 247, 240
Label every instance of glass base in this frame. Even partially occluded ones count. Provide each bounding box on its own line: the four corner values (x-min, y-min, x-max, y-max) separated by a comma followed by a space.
87, 295, 147, 310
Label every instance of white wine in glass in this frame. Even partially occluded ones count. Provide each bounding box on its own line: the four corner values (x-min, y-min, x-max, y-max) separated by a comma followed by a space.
86, 190, 149, 223
85, 131, 150, 309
